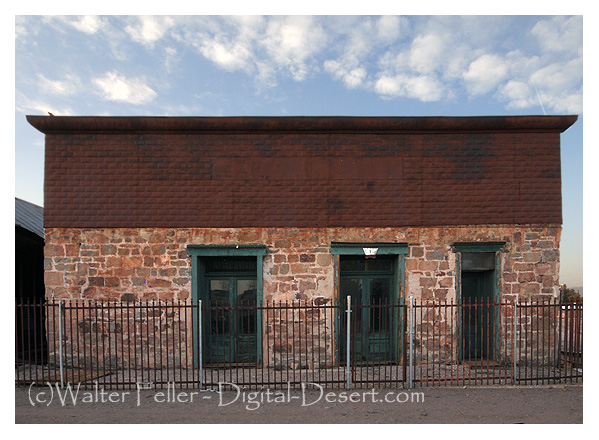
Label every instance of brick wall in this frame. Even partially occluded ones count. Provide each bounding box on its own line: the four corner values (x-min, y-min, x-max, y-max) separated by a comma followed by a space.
30, 116, 575, 229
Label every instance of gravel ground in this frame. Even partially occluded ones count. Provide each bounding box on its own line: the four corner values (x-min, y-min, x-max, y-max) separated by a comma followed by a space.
15, 383, 582, 424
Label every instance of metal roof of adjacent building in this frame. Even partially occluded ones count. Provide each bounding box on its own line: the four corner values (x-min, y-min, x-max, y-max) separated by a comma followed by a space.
15, 197, 44, 239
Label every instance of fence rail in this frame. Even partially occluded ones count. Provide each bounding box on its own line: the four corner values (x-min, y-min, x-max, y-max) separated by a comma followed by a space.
15, 298, 582, 390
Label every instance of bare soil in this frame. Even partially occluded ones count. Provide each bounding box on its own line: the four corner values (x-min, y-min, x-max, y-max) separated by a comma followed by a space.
15, 383, 582, 424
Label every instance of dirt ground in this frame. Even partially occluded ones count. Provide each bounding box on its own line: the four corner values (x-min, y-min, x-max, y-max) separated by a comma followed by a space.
15, 383, 582, 424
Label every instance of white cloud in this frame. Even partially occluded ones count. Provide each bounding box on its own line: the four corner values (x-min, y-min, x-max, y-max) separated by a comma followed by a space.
463, 54, 510, 95
374, 74, 443, 102
37, 74, 81, 96
376, 16, 406, 43
408, 34, 445, 74
47, 16, 106, 35
176, 16, 327, 84
545, 89, 582, 114
15, 92, 74, 116
405, 75, 444, 102
71, 16, 105, 34
199, 39, 253, 72
125, 16, 175, 47
163, 46, 179, 73
530, 58, 582, 93
496, 80, 536, 110
261, 16, 326, 81
92, 71, 157, 105
531, 16, 583, 55
324, 60, 366, 89
15, 16, 34, 40
176, 16, 261, 74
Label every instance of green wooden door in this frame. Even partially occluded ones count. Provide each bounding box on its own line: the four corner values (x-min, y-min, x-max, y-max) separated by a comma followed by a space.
206, 277, 258, 365
339, 256, 395, 364
201, 256, 259, 365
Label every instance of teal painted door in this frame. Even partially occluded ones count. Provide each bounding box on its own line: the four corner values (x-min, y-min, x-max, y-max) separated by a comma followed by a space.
205, 276, 258, 365
339, 256, 396, 364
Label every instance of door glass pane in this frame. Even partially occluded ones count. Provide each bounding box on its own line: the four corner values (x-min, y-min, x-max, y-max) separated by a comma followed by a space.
210, 279, 230, 306
340, 277, 363, 363
210, 279, 230, 336
237, 280, 257, 335
340, 257, 366, 272
370, 278, 391, 332
462, 252, 494, 271
341, 277, 363, 327
237, 280, 257, 305
366, 258, 394, 272
205, 257, 257, 273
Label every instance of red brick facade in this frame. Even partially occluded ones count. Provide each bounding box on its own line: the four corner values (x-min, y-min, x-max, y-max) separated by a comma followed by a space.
28, 116, 575, 229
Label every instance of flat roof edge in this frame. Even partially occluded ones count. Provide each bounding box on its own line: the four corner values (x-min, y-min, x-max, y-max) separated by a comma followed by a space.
26, 115, 578, 134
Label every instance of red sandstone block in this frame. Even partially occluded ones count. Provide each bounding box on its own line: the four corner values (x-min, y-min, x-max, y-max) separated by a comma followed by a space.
45, 271, 64, 286
45, 244, 64, 257
148, 278, 171, 288
104, 277, 120, 287
64, 244, 79, 257
518, 272, 535, 283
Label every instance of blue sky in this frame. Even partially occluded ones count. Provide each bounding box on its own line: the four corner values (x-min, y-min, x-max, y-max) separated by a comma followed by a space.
13, 14, 584, 287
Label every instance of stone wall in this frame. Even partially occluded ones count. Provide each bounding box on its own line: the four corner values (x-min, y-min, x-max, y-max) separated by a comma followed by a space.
43, 225, 561, 370
44, 225, 561, 302
45, 300, 194, 371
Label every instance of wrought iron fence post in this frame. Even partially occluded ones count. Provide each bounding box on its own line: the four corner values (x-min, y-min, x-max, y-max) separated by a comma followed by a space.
346, 295, 351, 390
513, 297, 518, 386
58, 300, 65, 389
409, 295, 414, 389
199, 300, 203, 390
557, 299, 563, 369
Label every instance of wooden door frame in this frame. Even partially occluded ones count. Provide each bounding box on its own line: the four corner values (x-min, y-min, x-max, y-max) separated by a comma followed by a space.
451, 242, 506, 362
331, 243, 408, 365
188, 245, 267, 367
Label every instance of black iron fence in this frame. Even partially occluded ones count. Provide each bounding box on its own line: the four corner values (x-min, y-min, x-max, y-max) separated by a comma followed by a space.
15, 298, 582, 390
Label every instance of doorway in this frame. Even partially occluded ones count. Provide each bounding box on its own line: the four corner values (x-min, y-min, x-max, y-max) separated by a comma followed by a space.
202, 256, 259, 365
339, 255, 397, 364
460, 252, 497, 361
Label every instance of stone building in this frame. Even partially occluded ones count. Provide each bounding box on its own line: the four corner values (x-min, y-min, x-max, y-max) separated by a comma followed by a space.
28, 115, 576, 368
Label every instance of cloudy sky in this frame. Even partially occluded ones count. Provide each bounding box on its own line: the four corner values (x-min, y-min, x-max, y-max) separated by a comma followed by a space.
14, 14, 584, 286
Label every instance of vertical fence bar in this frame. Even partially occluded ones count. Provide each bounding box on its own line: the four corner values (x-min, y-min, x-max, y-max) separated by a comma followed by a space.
58, 300, 64, 388
345, 295, 351, 390
578, 304, 583, 382
551, 299, 559, 384
409, 295, 414, 389
32, 299, 38, 385
198, 300, 203, 390
513, 297, 518, 385
15, 300, 20, 385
